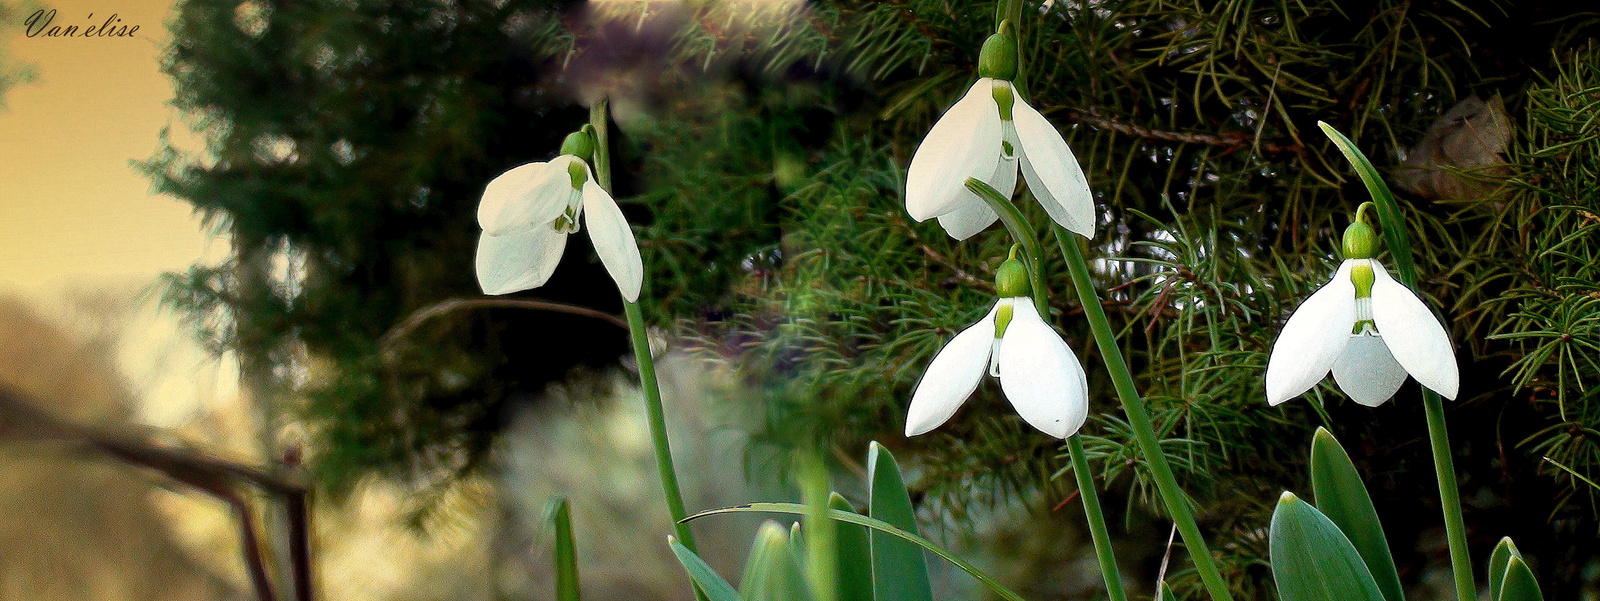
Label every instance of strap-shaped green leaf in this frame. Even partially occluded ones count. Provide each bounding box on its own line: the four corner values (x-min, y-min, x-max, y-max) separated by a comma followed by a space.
742, 522, 814, 601
1488, 537, 1522, 601
829, 493, 875, 601
1309, 428, 1404, 601
866, 442, 933, 601
552, 498, 582, 601
685, 503, 1026, 601
1270, 492, 1387, 601
669, 537, 744, 601
1498, 556, 1543, 601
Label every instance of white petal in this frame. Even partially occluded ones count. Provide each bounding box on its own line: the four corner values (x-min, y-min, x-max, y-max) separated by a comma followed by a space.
906, 303, 1000, 437
905, 79, 1003, 222
935, 154, 1015, 239
1013, 97, 1094, 238
478, 156, 579, 235
1331, 333, 1409, 407
996, 298, 1089, 438
1369, 263, 1460, 399
1265, 261, 1359, 405
581, 178, 644, 303
475, 225, 567, 295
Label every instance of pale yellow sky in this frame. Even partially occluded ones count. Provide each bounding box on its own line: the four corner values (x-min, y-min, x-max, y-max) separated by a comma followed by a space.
0, 0, 233, 425
0, 0, 218, 299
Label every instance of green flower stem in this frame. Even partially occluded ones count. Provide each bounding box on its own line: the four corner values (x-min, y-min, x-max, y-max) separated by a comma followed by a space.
1320, 122, 1472, 601
1052, 223, 1236, 601
967, 178, 1127, 601
591, 100, 706, 600
1067, 435, 1128, 601
622, 300, 700, 551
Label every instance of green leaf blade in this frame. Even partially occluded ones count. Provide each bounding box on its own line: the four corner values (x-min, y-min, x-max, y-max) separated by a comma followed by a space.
1498, 556, 1543, 601
1308, 428, 1404, 601
1488, 537, 1521, 601
866, 442, 933, 601
1270, 492, 1388, 601
742, 521, 814, 601
829, 493, 875, 601
669, 537, 744, 601
552, 498, 582, 601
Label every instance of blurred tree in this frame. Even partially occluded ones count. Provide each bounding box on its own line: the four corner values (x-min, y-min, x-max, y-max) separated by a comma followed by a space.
148, 0, 1600, 598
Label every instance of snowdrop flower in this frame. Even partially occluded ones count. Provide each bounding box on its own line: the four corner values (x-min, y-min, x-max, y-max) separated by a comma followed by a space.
1265, 209, 1459, 406
905, 23, 1094, 241
906, 256, 1089, 438
475, 128, 643, 302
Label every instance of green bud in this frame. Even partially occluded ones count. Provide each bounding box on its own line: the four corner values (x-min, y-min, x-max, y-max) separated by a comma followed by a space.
995, 257, 1031, 298
1350, 261, 1374, 299
559, 130, 595, 160
567, 159, 588, 190
977, 28, 1018, 81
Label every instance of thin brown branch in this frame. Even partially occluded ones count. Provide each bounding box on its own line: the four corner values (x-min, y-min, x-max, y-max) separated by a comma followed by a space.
1061, 107, 1303, 157
0, 384, 305, 601
380, 297, 628, 355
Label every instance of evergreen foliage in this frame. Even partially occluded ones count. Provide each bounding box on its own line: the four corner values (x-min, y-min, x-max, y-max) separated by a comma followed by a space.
149, 0, 1600, 597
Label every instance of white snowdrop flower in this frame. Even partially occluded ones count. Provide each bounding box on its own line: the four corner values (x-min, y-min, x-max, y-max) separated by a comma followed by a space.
904, 25, 1094, 240
1265, 213, 1459, 406
475, 129, 643, 302
906, 257, 1090, 439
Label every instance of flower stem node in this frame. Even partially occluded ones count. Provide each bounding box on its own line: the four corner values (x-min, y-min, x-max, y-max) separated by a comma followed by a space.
905, 296, 1089, 440
977, 28, 1018, 81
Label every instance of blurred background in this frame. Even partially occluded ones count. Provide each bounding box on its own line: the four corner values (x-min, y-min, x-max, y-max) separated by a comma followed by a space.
3, 0, 1600, 600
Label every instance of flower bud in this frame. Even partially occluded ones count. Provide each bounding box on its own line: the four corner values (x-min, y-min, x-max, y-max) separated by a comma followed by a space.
995, 257, 1030, 298
559, 130, 595, 160
977, 25, 1018, 81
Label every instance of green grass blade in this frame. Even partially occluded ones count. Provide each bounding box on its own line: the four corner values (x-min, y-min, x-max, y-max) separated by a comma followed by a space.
1269, 492, 1387, 601
552, 498, 582, 601
828, 493, 874, 601
1488, 537, 1521, 601
865, 443, 933, 601
669, 537, 744, 601
1498, 557, 1543, 601
684, 503, 1027, 601
1308, 428, 1404, 601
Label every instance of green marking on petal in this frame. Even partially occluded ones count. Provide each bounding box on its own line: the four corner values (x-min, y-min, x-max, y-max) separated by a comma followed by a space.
567, 159, 588, 190
995, 302, 1014, 338
1351, 262, 1375, 299
992, 81, 1015, 122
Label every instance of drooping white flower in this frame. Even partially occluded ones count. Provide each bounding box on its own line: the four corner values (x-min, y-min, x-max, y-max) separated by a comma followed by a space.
904, 30, 1094, 240
1265, 258, 1459, 407
474, 133, 642, 302
905, 296, 1090, 439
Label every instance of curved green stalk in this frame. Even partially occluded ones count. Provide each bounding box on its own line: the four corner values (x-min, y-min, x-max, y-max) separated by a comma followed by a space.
591, 100, 706, 600
1052, 223, 1235, 601
1320, 122, 1473, 601
968, 178, 1128, 601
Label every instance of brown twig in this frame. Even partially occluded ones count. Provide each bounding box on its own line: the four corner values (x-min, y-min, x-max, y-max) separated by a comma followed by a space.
1061, 107, 1303, 157
0, 384, 308, 601
380, 297, 629, 355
